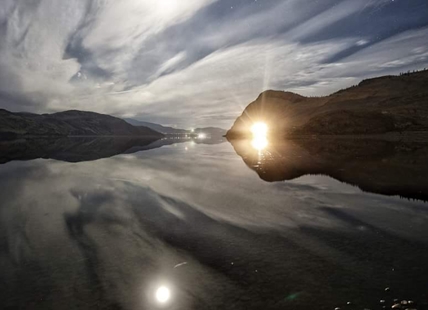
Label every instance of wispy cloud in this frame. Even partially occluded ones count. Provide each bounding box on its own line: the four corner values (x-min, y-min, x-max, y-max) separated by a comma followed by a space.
0, 0, 427, 127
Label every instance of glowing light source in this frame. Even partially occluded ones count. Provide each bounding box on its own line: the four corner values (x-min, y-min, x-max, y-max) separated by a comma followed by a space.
155, 286, 170, 303
250, 122, 268, 151
198, 133, 206, 139
251, 122, 268, 138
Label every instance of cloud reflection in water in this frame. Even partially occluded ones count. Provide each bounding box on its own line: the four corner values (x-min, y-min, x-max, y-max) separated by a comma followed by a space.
0, 141, 428, 309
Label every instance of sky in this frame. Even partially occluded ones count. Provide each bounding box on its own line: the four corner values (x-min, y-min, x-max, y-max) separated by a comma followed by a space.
0, 0, 427, 129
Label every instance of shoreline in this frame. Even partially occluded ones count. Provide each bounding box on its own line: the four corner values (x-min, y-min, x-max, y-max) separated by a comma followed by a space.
0, 134, 164, 140
226, 131, 428, 142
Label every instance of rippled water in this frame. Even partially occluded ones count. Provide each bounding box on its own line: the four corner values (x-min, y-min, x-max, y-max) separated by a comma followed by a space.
1, 138, 428, 310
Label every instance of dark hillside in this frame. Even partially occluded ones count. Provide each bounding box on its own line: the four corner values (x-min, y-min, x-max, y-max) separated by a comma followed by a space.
0, 109, 163, 138
227, 70, 428, 137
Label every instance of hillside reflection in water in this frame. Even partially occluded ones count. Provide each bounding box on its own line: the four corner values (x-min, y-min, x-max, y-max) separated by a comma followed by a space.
231, 137, 428, 201
0, 138, 428, 310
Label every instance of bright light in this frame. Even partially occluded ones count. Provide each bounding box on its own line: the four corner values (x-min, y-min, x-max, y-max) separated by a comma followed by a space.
250, 122, 268, 151
156, 0, 179, 17
155, 286, 170, 303
251, 122, 268, 138
251, 136, 268, 151
198, 133, 206, 139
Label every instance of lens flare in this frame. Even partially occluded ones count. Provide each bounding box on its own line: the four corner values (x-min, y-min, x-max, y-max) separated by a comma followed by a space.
250, 122, 268, 138
155, 286, 170, 303
250, 122, 268, 151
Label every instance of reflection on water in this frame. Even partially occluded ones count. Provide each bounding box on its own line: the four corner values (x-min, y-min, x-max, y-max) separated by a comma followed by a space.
230, 137, 428, 201
0, 138, 428, 309
0, 135, 226, 164
250, 121, 269, 151
155, 286, 171, 304
251, 136, 268, 151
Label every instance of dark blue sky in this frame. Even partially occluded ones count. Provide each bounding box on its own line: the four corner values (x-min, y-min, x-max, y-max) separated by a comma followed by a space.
0, 0, 427, 128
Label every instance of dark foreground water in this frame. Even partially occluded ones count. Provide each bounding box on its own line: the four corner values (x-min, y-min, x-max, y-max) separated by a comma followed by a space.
1, 137, 428, 310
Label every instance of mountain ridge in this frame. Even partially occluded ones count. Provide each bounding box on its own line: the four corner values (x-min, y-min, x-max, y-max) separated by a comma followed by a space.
124, 118, 188, 134
0, 109, 164, 138
227, 70, 428, 138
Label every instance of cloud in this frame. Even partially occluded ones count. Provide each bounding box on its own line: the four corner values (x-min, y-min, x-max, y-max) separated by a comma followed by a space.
0, 0, 216, 106
0, 0, 427, 127
356, 39, 369, 46
0, 1, 86, 109
76, 0, 216, 82
102, 26, 428, 127
119, 38, 355, 126
327, 27, 428, 77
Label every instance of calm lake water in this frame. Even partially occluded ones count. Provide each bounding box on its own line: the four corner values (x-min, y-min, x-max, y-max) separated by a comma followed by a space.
1, 137, 428, 310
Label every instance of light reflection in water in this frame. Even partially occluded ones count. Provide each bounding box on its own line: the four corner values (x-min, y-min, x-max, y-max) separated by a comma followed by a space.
251, 136, 268, 151
155, 285, 171, 304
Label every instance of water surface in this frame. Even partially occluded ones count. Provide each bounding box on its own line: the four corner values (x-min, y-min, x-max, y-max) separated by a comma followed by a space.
1, 137, 428, 310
